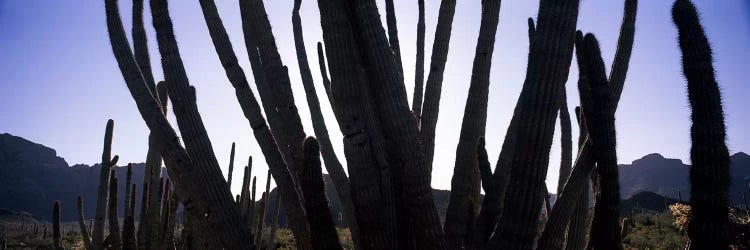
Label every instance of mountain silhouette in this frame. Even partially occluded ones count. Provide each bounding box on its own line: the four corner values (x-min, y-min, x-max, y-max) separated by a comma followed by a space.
2, 133, 748, 223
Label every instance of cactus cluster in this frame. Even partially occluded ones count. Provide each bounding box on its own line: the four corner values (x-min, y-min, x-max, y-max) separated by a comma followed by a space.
88, 0, 733, 249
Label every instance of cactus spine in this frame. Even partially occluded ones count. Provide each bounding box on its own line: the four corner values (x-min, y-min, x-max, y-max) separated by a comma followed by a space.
444, 0, 501, 248
299, 137, 343, 250
672, 0, 731, 248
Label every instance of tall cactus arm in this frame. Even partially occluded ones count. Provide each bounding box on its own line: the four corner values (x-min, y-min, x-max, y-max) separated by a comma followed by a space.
132, 0, 156, 94
348, 1, 444, 247
412, 0, 426, 119
316, 42, 334, 106
53, 201, 63, 250
122, 184, 137, 250
92, 119, 117, 249
317, 0, 399, 249
444, 0, 502, 248
291, 1, 361, 248
77, 196, 92, 250
673, 0, 730, 248
385, 0, 404, 79
107, 173, 123, 249
197, 0, 312, 247
420, 0, 457, 173
489, 0, 580, 248
609, 0, 637, 111
228, 142, 236, 187
298, 137, 344, 250
104, 1, 251, 248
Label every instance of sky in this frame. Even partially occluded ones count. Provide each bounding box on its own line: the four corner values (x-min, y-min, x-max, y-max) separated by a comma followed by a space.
1, 0, 749, 196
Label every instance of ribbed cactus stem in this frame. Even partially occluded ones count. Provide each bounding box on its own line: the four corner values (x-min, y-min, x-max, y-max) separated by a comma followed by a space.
266, 192, 282, 250
124, 164, 132, 221
131, 0, 156, 93
77, 196, 92, 250
137, 181, 149, 250
291, 1, 360, 248
107, 172, 122, 249
489, 0, 580, 248
92, 119, 117, 249
228, 142, 236, 187
564, 106, 591, 250
672, 0, 730, 248
420, 0, 457, 171
557, 88, 573, 195
315, 42, 333, 105
149, 177, 164, 248
299, 137, 343, 250
53, 201, 63, 250
198, 0, 312, 247
254, 192, 268, 246
384, 0, 403, 79
162, 190, 178, 249
578, 34, 621, 250
248, 176, 257, 235
240, 164, 251, 218
444, 0, 501, 248
122, 184, 136, 250
412, 0, 426, 119
317, 1, 399, 248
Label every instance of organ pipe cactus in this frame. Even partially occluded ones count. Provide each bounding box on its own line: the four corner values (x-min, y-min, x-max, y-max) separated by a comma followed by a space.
228, 142, 236, 187
137, 181, 149, 250
197, 0, 312, 246
298, 137, 343, 250
443, 0, 501, 248
93, 119, 118, 250
249, 176, 257, 235
291, 1, 360, 248
565, 106, 591, 250
420, 0, 457, 171
412, 0, 426, 119
108, 172, 122, 249
557, 89, 573, 195
77, 196, 92, 250
488, 0, 580, 248
384, 0, 403, 78
254, 192, 268, 246
577, 34, 622, 250
266, 192, 282, 250
348, 1, 444, 247
123, 184, 136, 250
317, 1, 399, 248
53, 201, 63, 250
105, 0, 252, 248
672, 0, 731, 248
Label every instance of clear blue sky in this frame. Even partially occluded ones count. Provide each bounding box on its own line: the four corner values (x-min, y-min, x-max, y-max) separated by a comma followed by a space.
1, 0, 748, 195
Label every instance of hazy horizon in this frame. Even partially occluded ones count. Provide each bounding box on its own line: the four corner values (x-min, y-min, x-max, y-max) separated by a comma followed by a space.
1, 0, 749, 195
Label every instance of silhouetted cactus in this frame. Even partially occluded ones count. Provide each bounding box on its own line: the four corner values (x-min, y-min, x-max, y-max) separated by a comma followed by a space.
488, 0, 580, 248
557, 89, 573, 195
122, 184, 136, 250
291, 1, 360, 247
565, 107, 591, 250
266, 192, 282, 250
198, 0, 313, 247
299, 137, 343, 250
254, 192, 268, 246
384, 0, 403, 79
316, 1, 399, 248
672, 0, 731, 248
412, 0, 426, 119
92, 119, 118, 249
577, 34, 622, 250
228, 142, 236, 187
105, 0, 252, 248
420, 0, 457, 173
77, 196, 92, 250
108, 172, 122, 249
137, 182, 149, 250
444, 0, 501, 248
53, 201, 63, 250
